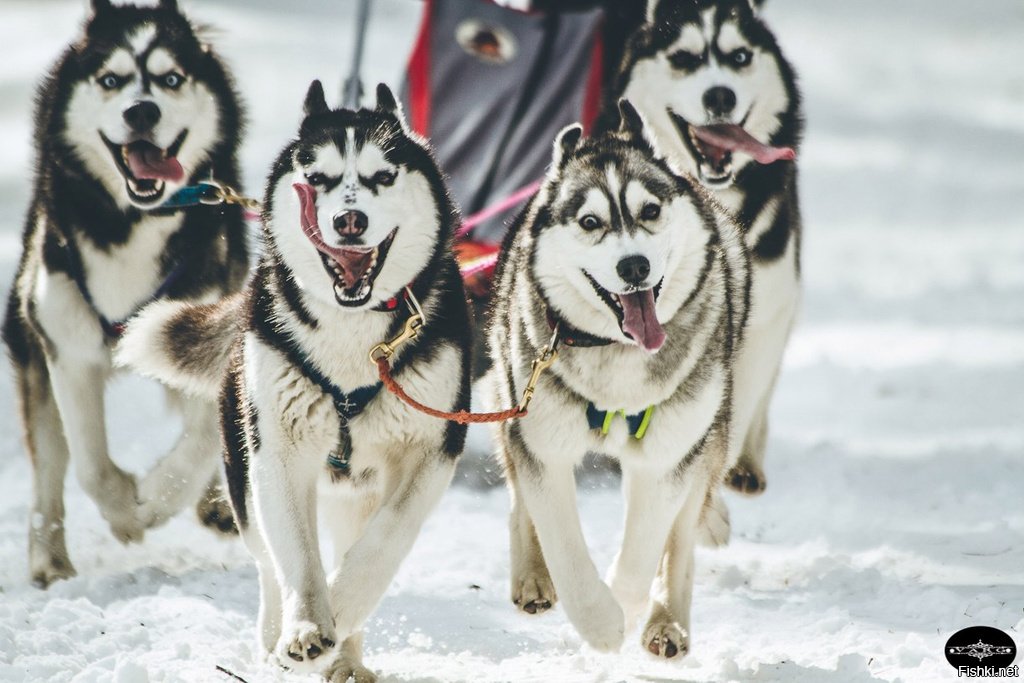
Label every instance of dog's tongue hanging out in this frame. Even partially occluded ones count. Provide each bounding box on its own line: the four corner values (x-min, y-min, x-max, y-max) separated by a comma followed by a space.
692, 124, 795, 165
294, 183, 375, 289
125, 142, 185, 181
619, 289, 665, 352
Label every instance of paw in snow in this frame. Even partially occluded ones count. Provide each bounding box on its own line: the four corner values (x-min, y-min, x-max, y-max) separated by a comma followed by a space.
326, 657, 378, 683
512, 568, 557, 615
725, 462, 766, 496
29, 551, 76, 589
571, 582, 625, 652
643, 619, 689, 659
99, 471, 146, 544
275, 620, 337, 672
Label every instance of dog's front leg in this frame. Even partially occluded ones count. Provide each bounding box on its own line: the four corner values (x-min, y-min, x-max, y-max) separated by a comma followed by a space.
328, 453, 455, 641
513, 456, 625, 652
605, 467, 684, 632
135, 390, 221, 530
248, 431, 335, 673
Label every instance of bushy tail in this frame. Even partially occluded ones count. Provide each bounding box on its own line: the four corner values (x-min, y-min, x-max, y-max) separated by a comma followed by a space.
116, 293, 244, 399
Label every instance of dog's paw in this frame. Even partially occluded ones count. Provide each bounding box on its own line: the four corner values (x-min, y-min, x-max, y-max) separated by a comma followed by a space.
274, 620, 337, 672
572, 583, 625, 652
99, 471, 146, 544
512, 569, 557, 615
643, 618, 689, 659
29, 554, 76, 589
725, 462, 766, 496
195, 487, 237, 535
326, 657, 378, 683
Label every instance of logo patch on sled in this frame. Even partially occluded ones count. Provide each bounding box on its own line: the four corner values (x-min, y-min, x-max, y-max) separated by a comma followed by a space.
456, 19, 517, 65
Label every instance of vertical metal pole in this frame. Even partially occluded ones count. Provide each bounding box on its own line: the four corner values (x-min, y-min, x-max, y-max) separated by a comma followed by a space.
342, 0, 373, 109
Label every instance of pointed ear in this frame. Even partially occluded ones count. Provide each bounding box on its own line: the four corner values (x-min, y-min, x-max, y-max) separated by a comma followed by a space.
159, 0, 179, 12
750, 0, 767, 11
552, 123, 583, 168
375, 83, 398, 114
90, 0, 113, 16
645, 0, 660, 23
617, 99, 646, 139
303, 80, 329, 117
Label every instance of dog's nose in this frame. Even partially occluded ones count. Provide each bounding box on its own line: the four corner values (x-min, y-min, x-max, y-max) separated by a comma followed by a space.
702, 86, 736, 117
333, 210, 369, 238
122, 100, 161, 132
616, 255, 650, 286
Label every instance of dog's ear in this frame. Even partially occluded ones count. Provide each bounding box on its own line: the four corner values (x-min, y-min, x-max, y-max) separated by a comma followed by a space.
90, 0, 113, 16
552, 123, 583, 168
617, 99, 646, 139
159, 0, 179, 12
375, 83, 398, 114
749, 0, 767, 12
303, 80, 329, 117
645, 0, 662, 24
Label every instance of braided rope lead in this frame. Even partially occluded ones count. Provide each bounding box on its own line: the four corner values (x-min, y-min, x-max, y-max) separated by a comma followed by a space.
368, 289, 558, 425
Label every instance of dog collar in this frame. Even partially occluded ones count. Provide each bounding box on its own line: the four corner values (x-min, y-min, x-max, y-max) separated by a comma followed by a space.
545, 308, 615, 348
586, 403, 655, 440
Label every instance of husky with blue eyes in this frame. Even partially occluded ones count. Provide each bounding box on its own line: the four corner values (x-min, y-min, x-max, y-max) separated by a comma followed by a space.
486, 101, 749, 658
2, 0, 247, 588
607, 0, 803, 500
120, 82, 470, 681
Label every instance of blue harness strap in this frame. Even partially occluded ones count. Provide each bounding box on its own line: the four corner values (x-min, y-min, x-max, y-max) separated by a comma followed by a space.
586, 402, 655, 440
159, 182, 223, 209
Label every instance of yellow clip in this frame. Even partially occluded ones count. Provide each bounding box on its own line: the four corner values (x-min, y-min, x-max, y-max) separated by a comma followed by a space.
518, 347, 558, 412
199, 180, 262, 212
369, 313, 423, 363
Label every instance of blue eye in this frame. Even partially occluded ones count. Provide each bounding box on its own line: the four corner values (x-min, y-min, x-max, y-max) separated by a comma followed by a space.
98, 73, 122, 90
730, 48, 753, 67
161, 72, 184, 89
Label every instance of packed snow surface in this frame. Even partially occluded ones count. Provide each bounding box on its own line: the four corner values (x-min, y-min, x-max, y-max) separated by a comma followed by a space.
0, 1, 1021, 681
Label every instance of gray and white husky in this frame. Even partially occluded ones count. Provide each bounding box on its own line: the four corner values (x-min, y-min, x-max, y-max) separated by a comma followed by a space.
1, 0, 248, 587
119, 82, 471, 682
608, 0, 802, 496
486, 101, 749, 657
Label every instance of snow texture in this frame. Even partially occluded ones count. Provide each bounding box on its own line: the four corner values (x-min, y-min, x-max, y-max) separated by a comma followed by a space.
0, 1, 1022, 681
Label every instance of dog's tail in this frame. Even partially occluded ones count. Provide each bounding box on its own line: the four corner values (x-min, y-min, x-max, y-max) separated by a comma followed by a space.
116, 293, 245, 399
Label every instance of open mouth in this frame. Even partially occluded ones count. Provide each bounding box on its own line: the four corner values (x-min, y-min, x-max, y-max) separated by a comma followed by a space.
583, 271, 665, 352
100, 130, 187, 204
294, 182, 399, 307
667, 110, 795, 188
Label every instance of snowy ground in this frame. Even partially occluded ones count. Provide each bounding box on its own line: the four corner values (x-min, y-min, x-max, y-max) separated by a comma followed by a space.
1, 1, 1022, 682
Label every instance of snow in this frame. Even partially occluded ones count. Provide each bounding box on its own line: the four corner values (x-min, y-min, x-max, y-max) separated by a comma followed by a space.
1, 1, 1022, 682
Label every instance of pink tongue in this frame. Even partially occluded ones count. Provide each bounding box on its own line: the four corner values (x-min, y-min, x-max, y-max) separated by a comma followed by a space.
293, 182, 373, 289
692, 124, 795, 165
619, 289, 665, 352
125, 145, 184, 181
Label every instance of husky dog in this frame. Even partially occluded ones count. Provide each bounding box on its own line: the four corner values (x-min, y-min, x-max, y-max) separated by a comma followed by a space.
486, 101, 749, 656
609, 0, 802, 495
119, 82, 470, 681
1, 0, 247, 587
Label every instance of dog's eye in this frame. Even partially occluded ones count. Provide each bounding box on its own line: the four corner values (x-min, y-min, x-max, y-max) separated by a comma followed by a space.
305, 172, 328, 186
159, 72, 185, 90
578, 215, 603, 231
639, 203, 661, 221
729, 48, 753, 68
668, 49, 705, 71
98, 73, 123, 90
372, 170, 396, 187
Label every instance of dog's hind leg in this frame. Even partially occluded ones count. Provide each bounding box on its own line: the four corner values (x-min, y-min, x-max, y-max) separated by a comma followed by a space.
14, 352, 75, 587
136, 389, 221, 531
606, 468, 685, 632
506, 458, 557, 615
328, 452, 455, 642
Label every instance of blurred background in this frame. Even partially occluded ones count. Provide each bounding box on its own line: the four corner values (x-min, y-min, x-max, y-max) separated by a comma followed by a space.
0, 2, 1021, 681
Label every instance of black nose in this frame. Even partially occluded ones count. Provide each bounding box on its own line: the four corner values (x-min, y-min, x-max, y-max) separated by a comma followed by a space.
333, 210, 368, 238
122, 100, 161, 132
702, 86, 736, 116
616, 255, 650, 286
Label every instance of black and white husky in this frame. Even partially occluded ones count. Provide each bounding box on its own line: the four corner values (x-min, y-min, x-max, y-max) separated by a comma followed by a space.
119, 82, 470, 681
609, 0, 802, 495
1, 0, 247, 587
486, 102, 749, 657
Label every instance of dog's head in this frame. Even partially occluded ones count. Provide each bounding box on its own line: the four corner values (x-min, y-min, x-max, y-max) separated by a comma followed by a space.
265, 81, 450, 310
619, 0, 799, 189
60, 0, 236, 208
531, 101, 719, 353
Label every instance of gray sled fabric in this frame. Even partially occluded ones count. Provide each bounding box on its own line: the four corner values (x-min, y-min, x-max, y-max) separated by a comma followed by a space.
402, 0, 603, 243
